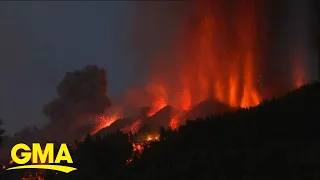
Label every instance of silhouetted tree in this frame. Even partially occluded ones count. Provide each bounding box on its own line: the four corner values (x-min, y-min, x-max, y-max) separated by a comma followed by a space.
0, 117, 5, 146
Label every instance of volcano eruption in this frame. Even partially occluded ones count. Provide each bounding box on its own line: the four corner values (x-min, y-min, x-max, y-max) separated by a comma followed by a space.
92, 0, 312, 136
2, 0, 312, 148
0, 2, 318, 179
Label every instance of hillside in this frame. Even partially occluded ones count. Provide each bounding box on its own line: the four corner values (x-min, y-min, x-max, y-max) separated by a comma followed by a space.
3, 82, 320, 180
119, 82, 320, 180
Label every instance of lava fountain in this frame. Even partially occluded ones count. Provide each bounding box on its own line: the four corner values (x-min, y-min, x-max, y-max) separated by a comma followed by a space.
93, 0, 310, 134
143, 0, 312, 114
146, 0, 263, 114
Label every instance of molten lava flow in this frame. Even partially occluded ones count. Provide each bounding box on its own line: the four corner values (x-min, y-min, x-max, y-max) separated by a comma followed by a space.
130, 120, 142, 133
126, 142, 144, 165
126, 133, 160, 165
90, 110, 122, 135
121, 118, 142, 134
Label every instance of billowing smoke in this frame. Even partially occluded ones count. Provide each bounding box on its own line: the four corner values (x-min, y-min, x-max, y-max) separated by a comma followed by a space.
0, 66, 112, 158
42, 65, 111, 141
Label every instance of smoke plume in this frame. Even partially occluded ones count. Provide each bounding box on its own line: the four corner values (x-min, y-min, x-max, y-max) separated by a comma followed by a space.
43, 65, 111, 140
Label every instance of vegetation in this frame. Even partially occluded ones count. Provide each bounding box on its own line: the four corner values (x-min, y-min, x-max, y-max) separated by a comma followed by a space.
0, 118, 4, 146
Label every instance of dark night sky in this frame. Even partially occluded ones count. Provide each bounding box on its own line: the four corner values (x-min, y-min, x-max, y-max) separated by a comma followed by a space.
0, 1, 317, 135
0, 2, 138, 134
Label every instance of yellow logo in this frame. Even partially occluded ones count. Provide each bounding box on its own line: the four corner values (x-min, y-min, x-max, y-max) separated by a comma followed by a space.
6, 143, 77, 173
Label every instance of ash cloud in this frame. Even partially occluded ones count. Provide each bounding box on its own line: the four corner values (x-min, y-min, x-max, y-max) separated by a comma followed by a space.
42, 65, 111, 141
0, 65, 112, 157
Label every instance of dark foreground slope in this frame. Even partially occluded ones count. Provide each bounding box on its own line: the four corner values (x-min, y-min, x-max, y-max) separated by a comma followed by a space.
75, 82, 320, 180
3, 82, 320, 180
119, 82, 320, 180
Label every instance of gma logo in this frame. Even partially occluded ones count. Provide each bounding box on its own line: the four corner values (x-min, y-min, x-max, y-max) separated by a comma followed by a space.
6, 143, 77, 173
